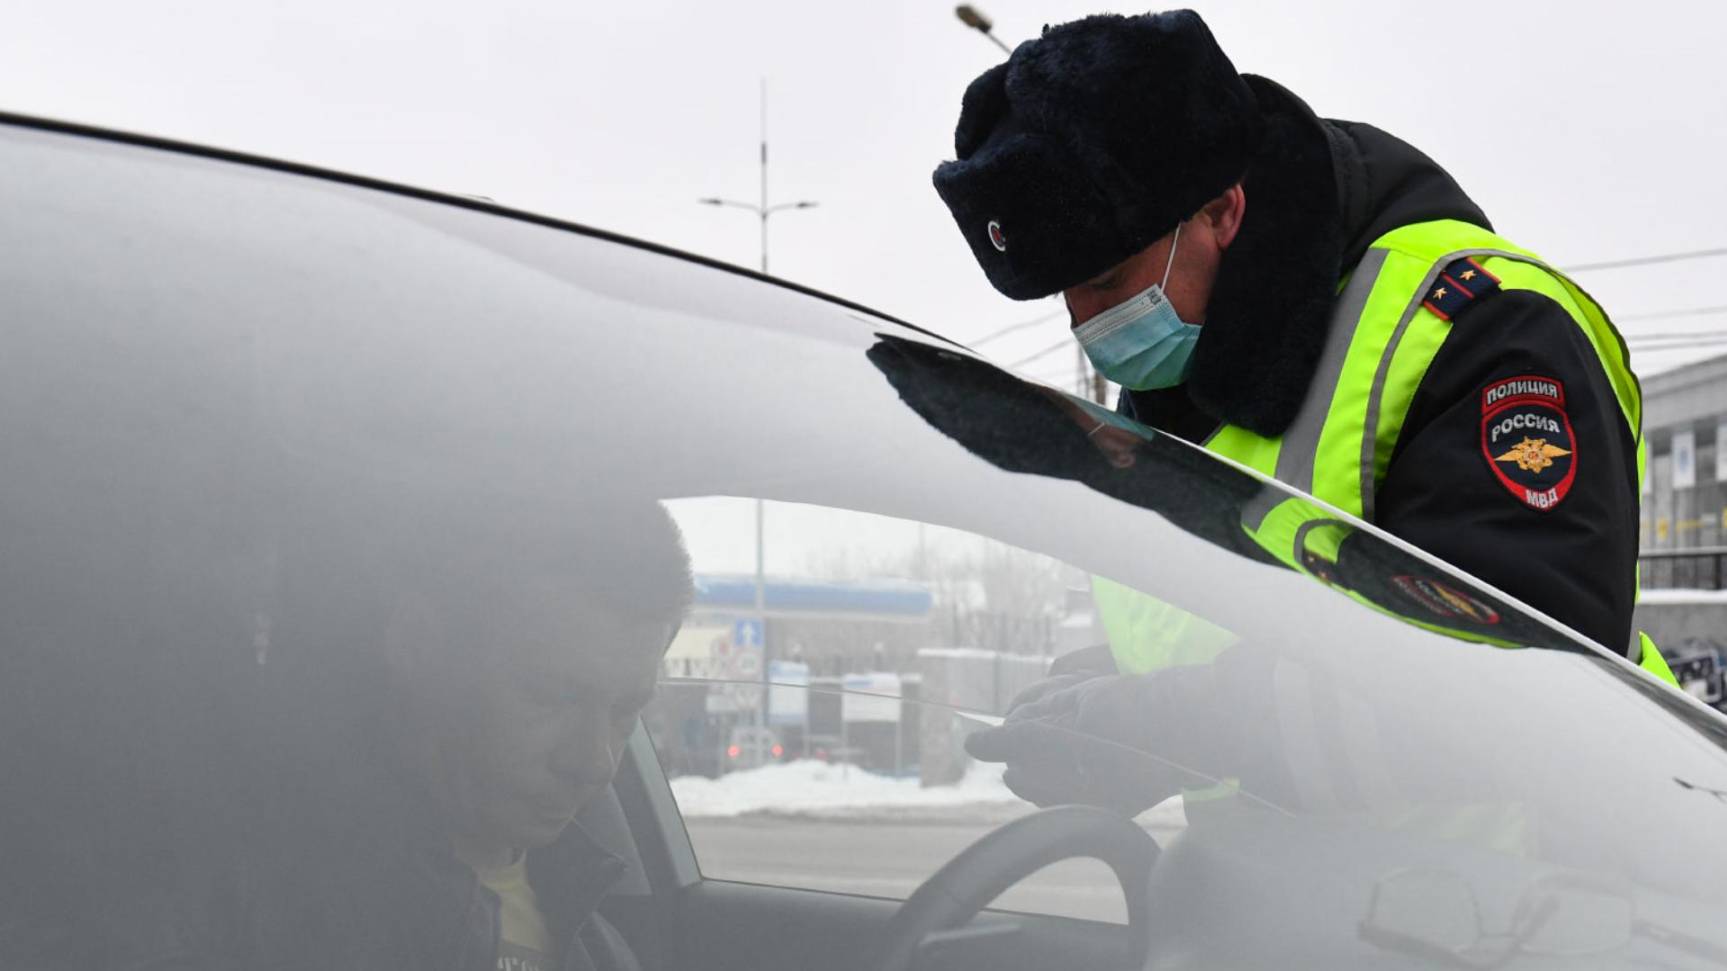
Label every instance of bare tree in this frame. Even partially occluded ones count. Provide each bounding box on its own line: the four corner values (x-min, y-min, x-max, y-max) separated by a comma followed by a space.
803, 538, 1066, 657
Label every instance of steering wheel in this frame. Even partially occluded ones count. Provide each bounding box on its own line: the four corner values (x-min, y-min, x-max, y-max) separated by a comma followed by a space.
873, 805, 1158, 971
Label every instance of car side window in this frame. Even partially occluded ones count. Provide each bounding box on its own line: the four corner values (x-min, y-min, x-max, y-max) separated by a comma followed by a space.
643, 498, 1201, 922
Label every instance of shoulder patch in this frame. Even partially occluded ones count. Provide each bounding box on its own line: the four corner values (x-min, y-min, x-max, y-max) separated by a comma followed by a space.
1422, 256, 1502, 322
1480, 375, 1575, 511
1392, 575, 1502, 626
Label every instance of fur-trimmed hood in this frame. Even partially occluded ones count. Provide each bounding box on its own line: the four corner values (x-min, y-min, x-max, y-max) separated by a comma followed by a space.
1148, 77, 1491, 437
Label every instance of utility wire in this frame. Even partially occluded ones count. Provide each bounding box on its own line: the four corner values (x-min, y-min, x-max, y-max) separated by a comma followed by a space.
1628, 338, 1727, 351
997, 282, 1727, 365
1020, 360, 1072, 375
1021, 358, 1079, 378
1006, 337, 1075, 370
1626, 329, 1727, 344
967, 309, 1067, 347
1625, 340, 1727, 357
1563, 247, 1727, 274
1025, 370, 1083, 387
975, 247, 1723, 341
1025, 363, 1080, 377
1618, 305, 1727, 323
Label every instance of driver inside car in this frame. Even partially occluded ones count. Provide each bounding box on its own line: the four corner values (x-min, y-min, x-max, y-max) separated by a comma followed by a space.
372, 501, 691, 971
34, 497, 695, 971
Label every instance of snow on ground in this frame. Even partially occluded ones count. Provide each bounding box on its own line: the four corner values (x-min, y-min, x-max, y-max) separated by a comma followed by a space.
1639, 588, 1727, 604
671, 759, 1192, 833
669, 759, 1021, 819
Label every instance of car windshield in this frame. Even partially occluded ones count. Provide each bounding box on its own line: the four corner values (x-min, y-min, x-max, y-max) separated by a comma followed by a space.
6, 120, 1727, 969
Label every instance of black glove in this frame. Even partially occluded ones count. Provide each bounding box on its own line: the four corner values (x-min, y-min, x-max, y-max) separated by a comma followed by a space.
1046, 642, 1117, 678
964, 672, 1191, 816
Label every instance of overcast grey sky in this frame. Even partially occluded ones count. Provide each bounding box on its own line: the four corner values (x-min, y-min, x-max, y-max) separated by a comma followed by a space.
5, 0, 1726, 389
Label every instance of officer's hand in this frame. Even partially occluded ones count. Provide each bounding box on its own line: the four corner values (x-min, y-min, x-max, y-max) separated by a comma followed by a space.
978, 643, 1116, 729
964, 673, 1180, 816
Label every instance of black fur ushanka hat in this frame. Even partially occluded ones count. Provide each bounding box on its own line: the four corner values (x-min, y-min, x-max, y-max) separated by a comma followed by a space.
932, 10, 1262, 300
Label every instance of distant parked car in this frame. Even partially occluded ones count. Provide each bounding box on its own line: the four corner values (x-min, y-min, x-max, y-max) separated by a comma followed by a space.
725, 726, 784, 771
1668, 639, 1726, 706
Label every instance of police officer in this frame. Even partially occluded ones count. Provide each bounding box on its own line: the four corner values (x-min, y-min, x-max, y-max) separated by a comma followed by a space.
932, 10, 1667, 809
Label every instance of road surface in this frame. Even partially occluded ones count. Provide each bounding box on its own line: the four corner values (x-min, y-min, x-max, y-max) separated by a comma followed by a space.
685, 804, 1185, 923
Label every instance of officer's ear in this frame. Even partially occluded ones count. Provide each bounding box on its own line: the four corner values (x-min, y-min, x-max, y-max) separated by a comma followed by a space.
1197, 183, 1247, 251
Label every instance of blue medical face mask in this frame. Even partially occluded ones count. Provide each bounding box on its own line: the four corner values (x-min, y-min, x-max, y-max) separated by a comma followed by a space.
1073, 224, 1202, 390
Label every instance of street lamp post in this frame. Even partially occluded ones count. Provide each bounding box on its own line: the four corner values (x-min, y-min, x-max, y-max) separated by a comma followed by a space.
698, 80, 819, 735
698, 80, 819, 275
955, 5, 1012, 54
696, 196, 820, 276
954, 7, 1106, 401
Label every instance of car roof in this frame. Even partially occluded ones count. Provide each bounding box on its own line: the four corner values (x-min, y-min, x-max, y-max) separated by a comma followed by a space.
0, 109, 963, 354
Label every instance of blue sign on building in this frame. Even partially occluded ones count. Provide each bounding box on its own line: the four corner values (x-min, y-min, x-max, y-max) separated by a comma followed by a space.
732, 617, 764, 649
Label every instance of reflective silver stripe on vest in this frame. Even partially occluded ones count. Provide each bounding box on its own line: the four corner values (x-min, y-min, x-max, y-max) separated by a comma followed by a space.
1239, 482, 1283, 534
1291, 517, 1350, 571
1359, 247, 1560, 523
1276, 248, 1390, 501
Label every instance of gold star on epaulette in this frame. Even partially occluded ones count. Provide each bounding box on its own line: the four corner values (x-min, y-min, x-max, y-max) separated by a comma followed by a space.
1460, 269, 1478, 281
1432, 287, 1448, 300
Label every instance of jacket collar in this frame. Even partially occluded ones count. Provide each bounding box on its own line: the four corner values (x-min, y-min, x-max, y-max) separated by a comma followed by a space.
1182, 74, 1344, 438
393, 820, 628, 971
1177, 76, 1490, 438
525, 821, 629, 946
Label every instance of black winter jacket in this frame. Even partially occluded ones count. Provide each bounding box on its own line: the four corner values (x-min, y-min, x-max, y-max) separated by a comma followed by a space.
11, 778, 641, 971
1121, 77, 1640, 655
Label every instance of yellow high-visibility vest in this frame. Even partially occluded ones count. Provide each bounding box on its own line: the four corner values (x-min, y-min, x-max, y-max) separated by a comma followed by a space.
1099, 219, 1675, 686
